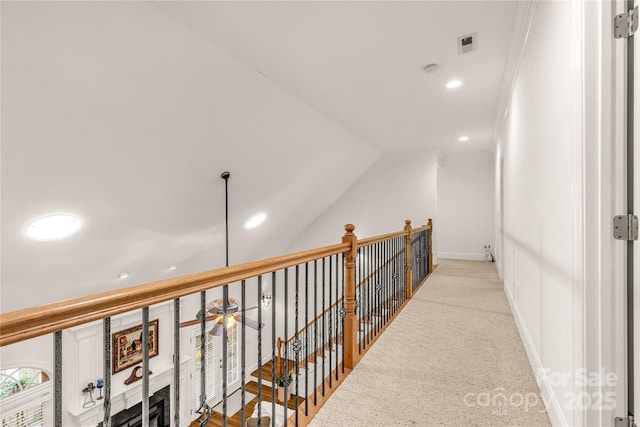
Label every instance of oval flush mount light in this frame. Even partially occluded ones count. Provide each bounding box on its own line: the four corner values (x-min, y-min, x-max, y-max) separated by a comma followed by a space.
245, 213, 267, 229
26, 214, 81, 241
446, 79, 463, 89
458, 136, 470, 142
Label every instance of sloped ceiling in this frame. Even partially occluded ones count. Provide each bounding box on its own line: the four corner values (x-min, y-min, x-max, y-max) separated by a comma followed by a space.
1, 1, 516, 311
153, 0, 517, 153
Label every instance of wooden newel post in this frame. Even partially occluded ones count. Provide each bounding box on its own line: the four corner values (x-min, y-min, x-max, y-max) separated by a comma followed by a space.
342, 223, 359, 370
404, 220, 413, 300
427, 218, 434, 273
277, 338, 284, 376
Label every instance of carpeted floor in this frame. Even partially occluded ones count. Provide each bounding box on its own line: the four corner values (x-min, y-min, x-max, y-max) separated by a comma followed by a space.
308, 259, 551, 427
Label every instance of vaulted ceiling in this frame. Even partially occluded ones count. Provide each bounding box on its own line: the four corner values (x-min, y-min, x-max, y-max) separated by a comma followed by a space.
1, 1, 517, 311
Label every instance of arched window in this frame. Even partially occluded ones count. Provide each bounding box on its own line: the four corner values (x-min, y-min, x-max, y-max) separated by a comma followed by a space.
0, 368, 51, 427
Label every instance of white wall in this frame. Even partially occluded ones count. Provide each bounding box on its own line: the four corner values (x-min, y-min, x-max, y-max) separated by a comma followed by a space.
288, 149, 438, 253
437, 151, 494, 261
495, 1, 626, 426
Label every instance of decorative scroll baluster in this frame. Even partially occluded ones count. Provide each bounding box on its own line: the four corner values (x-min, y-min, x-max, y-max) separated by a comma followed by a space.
142, 307, 150, 427
54, 331, 62, 427
103, 318, 112, 427
197, 291, 209, 424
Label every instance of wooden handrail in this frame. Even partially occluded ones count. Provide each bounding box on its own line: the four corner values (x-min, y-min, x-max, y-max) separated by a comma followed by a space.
0, 242, 350, 347
1, 220, 434, 348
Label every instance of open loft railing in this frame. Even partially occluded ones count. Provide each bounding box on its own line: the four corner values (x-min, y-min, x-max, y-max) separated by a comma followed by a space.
0, 219, 433, 427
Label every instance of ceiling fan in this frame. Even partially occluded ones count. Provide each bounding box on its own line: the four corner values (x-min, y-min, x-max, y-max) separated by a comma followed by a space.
179, 297, 263, 335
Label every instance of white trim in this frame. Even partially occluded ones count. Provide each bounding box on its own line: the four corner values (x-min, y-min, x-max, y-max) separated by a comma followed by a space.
504, 285, 568, 427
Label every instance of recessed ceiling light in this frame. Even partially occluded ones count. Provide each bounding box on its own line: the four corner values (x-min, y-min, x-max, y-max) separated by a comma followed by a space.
168, 265, 177, 271
446, 80, 463, 89
245, 213, 267, 229
26, 214, 81, 241
118, 272, 131, 279
458, 136, 470, 142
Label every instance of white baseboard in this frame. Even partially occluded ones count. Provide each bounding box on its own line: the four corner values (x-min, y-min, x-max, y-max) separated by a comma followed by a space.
438, 251, 487, 261
503, 285, 567, 427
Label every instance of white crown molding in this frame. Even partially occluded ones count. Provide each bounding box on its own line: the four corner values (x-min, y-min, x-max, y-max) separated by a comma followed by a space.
492, 0, 538, 150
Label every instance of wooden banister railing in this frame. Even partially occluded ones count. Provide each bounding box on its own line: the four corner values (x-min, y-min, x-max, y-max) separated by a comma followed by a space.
0, 242, 350, 347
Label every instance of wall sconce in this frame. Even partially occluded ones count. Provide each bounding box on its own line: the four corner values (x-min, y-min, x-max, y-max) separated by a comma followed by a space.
262, 292, 272, 308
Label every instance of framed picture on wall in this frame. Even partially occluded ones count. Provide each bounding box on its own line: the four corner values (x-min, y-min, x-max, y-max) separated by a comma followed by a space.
112, 319, 159, 374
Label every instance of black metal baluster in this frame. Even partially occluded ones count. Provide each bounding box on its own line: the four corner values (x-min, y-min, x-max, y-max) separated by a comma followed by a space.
142, 307, 150, 427
241, 279, 247, 427
394, 237, 399, 311
388, 239, 393, 324
283, 268, 289, 425
341, 252, 345, 375
304, 262, 309, 415
222, 285, 229, 427
294, 265, 300, 426
328, 255, 333, 388
54, 331, 62, 427
366, 244, 372, 345
197, 291, 208, 422
321, 257, 326, 396
271, 271, 277, 427
358, 246, 363, 353
313, 259, 318, 405
173, 300, 180, 427
103, 318, 112, 427
257, 276, 263, 422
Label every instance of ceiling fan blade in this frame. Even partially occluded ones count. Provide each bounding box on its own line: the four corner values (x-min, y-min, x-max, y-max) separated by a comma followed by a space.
239, 305, 258, 312
237, 315, 263, 330
179, 314, 220, 328
209, 323, 224, 336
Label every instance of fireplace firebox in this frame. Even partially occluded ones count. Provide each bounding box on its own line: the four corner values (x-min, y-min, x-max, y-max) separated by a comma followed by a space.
98, 385, 170, 427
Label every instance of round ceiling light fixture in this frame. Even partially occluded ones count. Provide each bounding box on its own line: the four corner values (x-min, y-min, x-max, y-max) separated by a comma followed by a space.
458, 136, 470, 142
446, 79, 463, 89
26, 214, 81, 242
245, 213, 267, 229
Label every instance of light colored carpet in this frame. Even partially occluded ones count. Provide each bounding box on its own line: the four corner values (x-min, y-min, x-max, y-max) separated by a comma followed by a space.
308, 259, 551, 427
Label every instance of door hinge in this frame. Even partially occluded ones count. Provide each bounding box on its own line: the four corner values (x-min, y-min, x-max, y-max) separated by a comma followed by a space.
613, 214, 639, 240
615, 416, 637, 427
615, 6, 638, 38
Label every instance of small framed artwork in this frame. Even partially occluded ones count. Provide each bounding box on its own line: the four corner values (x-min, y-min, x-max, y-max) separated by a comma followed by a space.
112, 320, 159, 374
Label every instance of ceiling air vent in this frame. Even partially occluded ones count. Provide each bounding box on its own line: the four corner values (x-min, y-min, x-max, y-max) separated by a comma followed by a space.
457, 33, 477, 54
